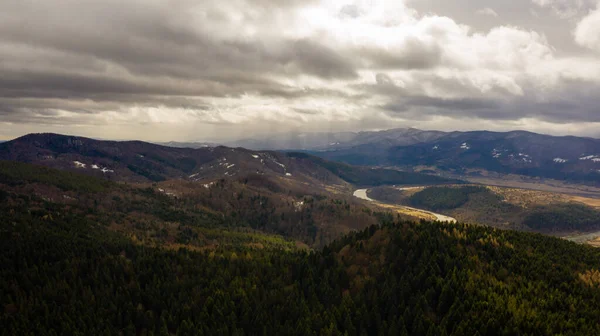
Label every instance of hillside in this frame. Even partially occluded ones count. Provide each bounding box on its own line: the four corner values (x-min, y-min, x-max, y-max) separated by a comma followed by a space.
0, 160, 399, 248
387, 131, 600, 183
368, 185, 600, 234
0, 133, 454, 188
6, 135, 600, 335
4, 195, 600, 334
228, 128, 446, 151
305, 129, 600, 185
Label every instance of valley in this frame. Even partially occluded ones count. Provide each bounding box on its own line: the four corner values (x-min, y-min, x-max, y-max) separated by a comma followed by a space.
367, 183, 600, 244
0, 134, 460, 250
448, 171, 600, 199
265, 128, 600, 187
4, 133, 600, 335
2, 132, 599, 244
5, 176, 600, 334
6, 0, 600, 333
353, 188, 456, 222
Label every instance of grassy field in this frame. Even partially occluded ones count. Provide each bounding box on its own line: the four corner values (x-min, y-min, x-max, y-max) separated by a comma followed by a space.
372, 202, 437, 221
465, 175, 600, 199
368, 183, 600, 239
411, 165, 600, 198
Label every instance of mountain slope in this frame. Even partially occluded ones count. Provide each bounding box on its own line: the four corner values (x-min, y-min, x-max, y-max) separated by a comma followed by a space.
0, 160, 388, 248
158, 141, 217, 149
369, 185, 600, 234
388, 131, 600, 182
0, 133, 456, 187
227, 127, 447, 150
4, 139, 600, 335
314, 130, 600, 184
0, 133, 214, 182
4, 198, 600, 335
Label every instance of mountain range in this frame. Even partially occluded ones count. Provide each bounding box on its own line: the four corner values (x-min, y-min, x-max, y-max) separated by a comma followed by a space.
4, 129, 600, 185
0, 133, 455, 187
210, 128, 600, 185
225, 128, 447, 151
0, 133, 460, 249
3, 156, 600, 335
157, 128, 446, 150
4, 133, 600, 335
317, 130, 600, 184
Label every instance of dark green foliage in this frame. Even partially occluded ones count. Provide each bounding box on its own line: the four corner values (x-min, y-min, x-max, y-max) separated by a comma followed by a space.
524, 203, 600, 232
0, 160, 378, 248
126, 164, 166, 182
370, 185, 600, 233
408, 186, 490, 210
329, 222, 600, 336
176, 157, 198, 173
287, 152, 459, 186
3, 161, 600, 335
3, 207, 600, 335
0, 160, 109, 192
141, 152, 197, 173
311, 130, 600, 185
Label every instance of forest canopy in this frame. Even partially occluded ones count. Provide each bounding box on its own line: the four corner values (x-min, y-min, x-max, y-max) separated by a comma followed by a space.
3, 162, 600, 335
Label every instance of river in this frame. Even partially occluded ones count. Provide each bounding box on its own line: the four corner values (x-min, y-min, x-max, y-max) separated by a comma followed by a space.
353, 189, 457, 223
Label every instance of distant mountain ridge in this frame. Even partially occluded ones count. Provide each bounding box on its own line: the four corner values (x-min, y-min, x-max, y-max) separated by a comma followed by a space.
0, 133, 456, 187
7, 128, 598, 185
220, 127, 600, 184
314, 130, 600, 184
157, 141, 217, 149
225, 127, 447, 150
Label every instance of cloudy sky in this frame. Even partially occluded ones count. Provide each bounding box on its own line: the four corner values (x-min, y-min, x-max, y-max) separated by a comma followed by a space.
2, 0, 600, 141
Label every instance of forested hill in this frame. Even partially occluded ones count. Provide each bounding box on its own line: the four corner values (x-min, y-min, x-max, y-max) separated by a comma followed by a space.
312, 130, 600, 185
0, 133, 456, 187
3, 153, 600, 335
369, 185, 600, 234
0, 160, 392, 248
4, 186, 600, 334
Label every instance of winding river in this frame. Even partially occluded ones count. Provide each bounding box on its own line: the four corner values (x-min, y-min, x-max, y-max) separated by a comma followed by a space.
353, 188, 457, 223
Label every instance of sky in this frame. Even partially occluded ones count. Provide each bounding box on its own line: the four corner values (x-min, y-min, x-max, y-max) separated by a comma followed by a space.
1, 0, 600, 141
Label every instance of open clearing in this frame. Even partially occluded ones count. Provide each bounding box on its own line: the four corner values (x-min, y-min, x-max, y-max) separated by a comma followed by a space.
465, 176, 600, 199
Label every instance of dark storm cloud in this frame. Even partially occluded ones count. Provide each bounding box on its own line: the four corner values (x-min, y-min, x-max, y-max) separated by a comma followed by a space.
293, 108, 321, 115
0, 66, 306, 99
406, 96, 500, 110
351, 73, 409, 97
290, 40, 358, 79
379, 78, 600, 123
510, 83, 600, 123
1, 0, 600, 141
382, 96, 501, 120
0, 0, 359, 119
